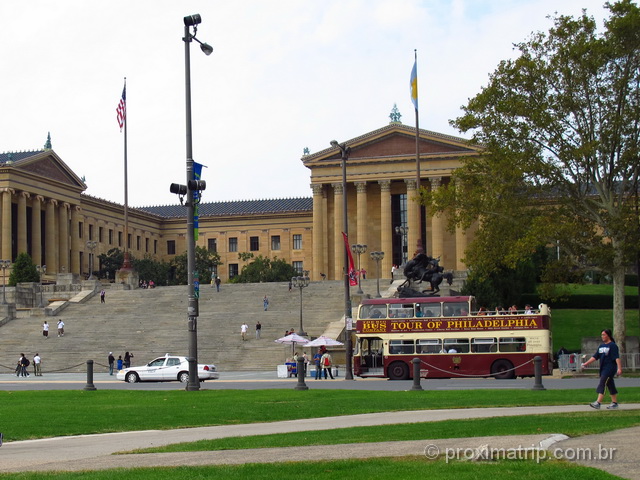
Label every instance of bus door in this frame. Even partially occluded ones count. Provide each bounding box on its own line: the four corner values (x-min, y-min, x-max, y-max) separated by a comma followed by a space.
357, 337, 384, 374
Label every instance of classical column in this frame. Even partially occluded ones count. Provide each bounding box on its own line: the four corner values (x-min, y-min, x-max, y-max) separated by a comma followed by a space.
355, 181, 368, 274
1, 189, 14, 260
332, 182, 344, 280
455, 225, 468, 271
311, 184, 325, 281
31, 195, 43, 266
70, 206, 81, 274
379, 180, 392, 279
58, 203, 70, 273
405, 179, 418, 259
322, 188, 329, 277
17, 191, 29, 254
429, 177, 445, 260
45, 198, 58, 273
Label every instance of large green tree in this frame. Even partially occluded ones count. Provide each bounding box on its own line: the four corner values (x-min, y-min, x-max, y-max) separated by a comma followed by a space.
234, 255, 299, 283
171, 246, 222, 285
8, 253, 39, 286
423, 1, 640, 350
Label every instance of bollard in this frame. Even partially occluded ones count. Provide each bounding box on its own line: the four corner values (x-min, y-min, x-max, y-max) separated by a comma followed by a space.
411, 357, 423, 391
294, 356, 309, 391
531, 356, 546, 391
84, 359, 97, 391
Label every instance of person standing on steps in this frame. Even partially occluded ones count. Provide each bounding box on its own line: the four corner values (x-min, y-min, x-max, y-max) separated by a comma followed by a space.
255, 321, 262, 339
263, 295, 269, 311
108, 352, 115, 375
57, 319, 65, 337
582, 328, 623, 410
215, 277, 221, 292
100, 289, 106, 303
241, 322, 249, 341
42, 321, 49, 339
124, 351, 133, 368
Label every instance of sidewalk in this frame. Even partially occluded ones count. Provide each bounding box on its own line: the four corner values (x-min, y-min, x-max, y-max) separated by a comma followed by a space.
1, 404, 639, 477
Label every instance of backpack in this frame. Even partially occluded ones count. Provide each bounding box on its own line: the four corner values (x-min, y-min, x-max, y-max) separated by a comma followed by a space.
323, 356, 330, 366
23, 358, 30, 367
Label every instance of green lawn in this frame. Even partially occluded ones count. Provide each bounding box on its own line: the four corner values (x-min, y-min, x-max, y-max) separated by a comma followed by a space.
563, 284, 637, 295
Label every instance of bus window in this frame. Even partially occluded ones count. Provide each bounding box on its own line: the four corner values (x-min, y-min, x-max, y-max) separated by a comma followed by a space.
471, 337, 497, 353
417, 339, 442, 354
443, 338, 470, 353
444, 302, 470, 316
389, 339, 415, 354
389, 304, 414, 318
421, 304, 441, 317
499, 337, 527, 352
361, 305, 386, 319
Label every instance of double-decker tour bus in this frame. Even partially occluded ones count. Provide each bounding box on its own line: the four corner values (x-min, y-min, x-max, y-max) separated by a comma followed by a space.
353, 296, 552, 380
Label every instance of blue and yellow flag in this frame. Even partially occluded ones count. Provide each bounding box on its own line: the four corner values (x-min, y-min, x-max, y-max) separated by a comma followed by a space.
410, 59, 418, 110
193, 162, 203, 237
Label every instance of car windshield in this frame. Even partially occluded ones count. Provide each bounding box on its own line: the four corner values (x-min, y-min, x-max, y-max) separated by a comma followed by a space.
147, 358, 166, 367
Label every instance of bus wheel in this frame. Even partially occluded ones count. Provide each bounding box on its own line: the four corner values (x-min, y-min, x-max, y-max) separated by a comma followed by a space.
388, 361, 409, 380
491, 359, 515, 379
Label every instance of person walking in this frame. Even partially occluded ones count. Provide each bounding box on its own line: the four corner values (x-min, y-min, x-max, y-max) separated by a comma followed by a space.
57, 319, 65, 337
321, 351, 334, 379
108, 352, 115, 375
33, 353, 42, 376
42, 321, 49, 339
18, 354, 30, 377
241, 322, 249, 341
255, 321, 262, 339
100, 289, 106, 303
215, 277, 221, 292
263, 295, 269, 311
582, 328, 623, 410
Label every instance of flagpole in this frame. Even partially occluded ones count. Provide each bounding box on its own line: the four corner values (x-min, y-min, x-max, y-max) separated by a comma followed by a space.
413, 49, 424, 255
122, 77, 132, 269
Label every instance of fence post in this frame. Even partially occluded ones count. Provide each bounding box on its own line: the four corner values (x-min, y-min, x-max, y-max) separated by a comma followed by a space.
411, 358, 423, 391
294, 356, 308, 391
531, 356, 546, 391
84, 359, 97, 391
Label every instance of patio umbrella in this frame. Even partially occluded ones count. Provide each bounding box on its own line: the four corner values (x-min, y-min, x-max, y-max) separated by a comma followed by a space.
305, 335, 344, 347
274, 333, 309, 356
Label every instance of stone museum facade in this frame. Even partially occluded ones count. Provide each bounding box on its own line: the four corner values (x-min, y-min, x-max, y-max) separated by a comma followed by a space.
0, 121, 481, 283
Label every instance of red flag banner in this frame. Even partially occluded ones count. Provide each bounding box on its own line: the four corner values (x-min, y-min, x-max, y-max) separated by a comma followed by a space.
342, 232, 358, 286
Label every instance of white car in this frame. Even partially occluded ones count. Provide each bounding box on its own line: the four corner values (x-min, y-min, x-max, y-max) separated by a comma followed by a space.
116, 354, 219, 383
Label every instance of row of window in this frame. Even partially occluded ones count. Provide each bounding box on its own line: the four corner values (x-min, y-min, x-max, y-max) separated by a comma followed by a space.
206, 234, 303, 253
360, 302, 472, 319
83, 223, 158, 254
387, 337, 527, 355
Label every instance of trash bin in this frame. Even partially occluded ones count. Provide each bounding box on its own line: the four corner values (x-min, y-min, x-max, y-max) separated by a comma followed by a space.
332, 366, 338, 378
277, 365, 288, 378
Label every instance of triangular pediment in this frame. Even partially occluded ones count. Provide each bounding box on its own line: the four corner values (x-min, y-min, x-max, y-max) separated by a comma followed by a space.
302, 123, 482, 167
12, 150, 86, 190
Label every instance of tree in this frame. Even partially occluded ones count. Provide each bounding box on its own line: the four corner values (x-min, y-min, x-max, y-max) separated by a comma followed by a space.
171, 246, 222, 285
423, 1, 640, 350
235, 255, 299, 283
132, 255, 172, 286
8, 253, 39, 286
98, 248, 125, 281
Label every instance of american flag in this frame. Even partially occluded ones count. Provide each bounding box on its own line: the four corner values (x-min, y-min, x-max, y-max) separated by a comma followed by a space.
116, 85, 126, 131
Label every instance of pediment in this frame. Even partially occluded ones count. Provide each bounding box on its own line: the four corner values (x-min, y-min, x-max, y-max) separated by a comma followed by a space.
13, 150, 86, 190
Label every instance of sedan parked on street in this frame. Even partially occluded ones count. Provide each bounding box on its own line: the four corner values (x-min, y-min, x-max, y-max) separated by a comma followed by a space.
116, 354, 219, 383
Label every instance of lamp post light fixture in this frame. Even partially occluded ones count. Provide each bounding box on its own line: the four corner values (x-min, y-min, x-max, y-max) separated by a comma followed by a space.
350, 244, 367, 294
369, 251, 385, 298
395, 226, 409, 265
37, 265, 47, 308
292, 270, 310, 337
86, 241, 97, 280
330, 139, 354, 380
170, 13, 212, 392
0, 260, 11, 305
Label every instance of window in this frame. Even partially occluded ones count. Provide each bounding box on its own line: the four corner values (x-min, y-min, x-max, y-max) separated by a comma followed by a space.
167, 240, 176, 255
118, 232, 122, 247
389, 304, 414, 318
79, 222, 84, 238
271, 235, 281, 250
229, 237, 238, 252
443, 302, 469, 317
89, 224, 94, 240
208, 238, 217, 253
127, 234, 132, 249
417, 339, 442, 354
154, 239, 158, 254
229, 263, 239, 278
250, 236, 259, 251
145, 238, 149, 253
499, 337, 527, 352
419, 304, 441, 317
108, 229, 113, 245
471, 337, 497, 353
293, 234, 302, 250
99, 227, 104, 243
443, 338, 470, 353
136, 236, 141, 251
389, 339, 415, 355
292, 261, 303, 274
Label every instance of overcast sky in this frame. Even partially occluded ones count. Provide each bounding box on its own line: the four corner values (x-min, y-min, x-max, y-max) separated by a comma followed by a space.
1, 0, 608, 207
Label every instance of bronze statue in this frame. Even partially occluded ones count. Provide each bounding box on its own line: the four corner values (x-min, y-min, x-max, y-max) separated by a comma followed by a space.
398, 253, 453, 296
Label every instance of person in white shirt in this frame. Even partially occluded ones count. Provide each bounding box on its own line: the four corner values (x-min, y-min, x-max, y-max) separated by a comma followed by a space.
42, 321, 49, 339
57, 319, 65, 337
33, 353, 42, 376
241, 322, 248, 341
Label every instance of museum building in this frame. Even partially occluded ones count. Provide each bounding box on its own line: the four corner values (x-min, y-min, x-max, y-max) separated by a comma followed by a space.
0, 120, 481, 283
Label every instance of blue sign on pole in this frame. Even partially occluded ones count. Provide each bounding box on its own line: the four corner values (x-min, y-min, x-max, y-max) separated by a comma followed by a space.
194, 280, 200, 299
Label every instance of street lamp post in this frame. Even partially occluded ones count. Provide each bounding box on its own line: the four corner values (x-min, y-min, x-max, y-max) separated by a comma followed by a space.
330, 139, 354, 380
395, 226, 409, 265
350, 244, 367, 294
177, 13, 212, 392
37, 265, 46, 308
370, 251, 384, 298
1, 260, 11, 304
86, 241, 97, 280
292, 270, 310, 336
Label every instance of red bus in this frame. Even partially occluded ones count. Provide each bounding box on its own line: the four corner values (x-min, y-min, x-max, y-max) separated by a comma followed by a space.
353, 296, 553, 380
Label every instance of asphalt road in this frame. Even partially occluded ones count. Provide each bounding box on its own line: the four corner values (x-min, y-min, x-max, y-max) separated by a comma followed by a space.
1, 371, 637, 391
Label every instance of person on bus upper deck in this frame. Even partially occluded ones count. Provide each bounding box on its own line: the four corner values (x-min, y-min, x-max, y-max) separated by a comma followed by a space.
415, 305, 424, 317
477, 307, 487, 316
370, 309, 383, 319
508, 304, 518, 315
524, 304, 533, 314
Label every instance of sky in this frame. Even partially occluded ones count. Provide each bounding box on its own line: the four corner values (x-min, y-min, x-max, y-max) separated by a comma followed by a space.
0, 0, 609, 208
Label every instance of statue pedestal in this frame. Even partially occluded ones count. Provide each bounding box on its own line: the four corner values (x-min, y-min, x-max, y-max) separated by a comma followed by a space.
116, 268, 138, 288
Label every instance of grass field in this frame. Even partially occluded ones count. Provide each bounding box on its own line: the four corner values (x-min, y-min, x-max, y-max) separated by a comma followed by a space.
552, 309, 639, 351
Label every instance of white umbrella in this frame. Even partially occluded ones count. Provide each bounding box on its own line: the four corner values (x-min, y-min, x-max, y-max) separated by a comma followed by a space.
274, 333, 309, 345
305, 335, 344, 347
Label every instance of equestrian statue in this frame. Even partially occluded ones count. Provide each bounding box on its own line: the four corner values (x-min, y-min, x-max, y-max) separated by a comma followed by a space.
397, 253, 453, 297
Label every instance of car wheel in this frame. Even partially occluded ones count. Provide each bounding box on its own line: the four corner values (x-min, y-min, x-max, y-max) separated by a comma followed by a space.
178, 371, 189, 383
126, 372, 139, 383
491, 359, 515, 379
387, 361, 409, 380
